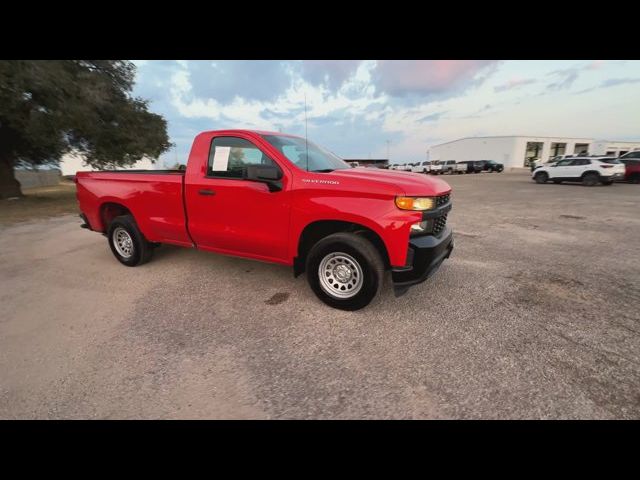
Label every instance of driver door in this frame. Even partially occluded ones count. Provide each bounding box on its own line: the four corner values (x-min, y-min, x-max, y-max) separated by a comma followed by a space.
185, 135, 291, 263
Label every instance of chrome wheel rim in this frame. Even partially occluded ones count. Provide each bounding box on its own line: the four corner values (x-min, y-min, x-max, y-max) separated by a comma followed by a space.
318, 252, 363, 299
113, 227, 134, 258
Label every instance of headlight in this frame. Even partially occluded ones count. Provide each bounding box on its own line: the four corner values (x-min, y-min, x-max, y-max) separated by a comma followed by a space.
395, 196, 435, 211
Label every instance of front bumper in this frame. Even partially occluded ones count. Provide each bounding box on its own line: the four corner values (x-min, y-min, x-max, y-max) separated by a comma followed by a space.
391, 227, 454, 296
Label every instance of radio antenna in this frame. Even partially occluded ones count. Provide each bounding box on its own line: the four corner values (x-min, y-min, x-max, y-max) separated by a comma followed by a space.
304, 93, 309, 172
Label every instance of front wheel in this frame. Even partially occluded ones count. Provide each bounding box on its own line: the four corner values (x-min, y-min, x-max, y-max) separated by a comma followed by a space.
534, 172, 548, 184
306, 233, 384, 311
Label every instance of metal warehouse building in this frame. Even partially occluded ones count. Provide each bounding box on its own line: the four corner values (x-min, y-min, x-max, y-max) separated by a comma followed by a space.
428, 136, 640, 169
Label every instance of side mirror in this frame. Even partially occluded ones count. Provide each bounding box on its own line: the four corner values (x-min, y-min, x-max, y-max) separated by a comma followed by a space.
245, 165, 283, 191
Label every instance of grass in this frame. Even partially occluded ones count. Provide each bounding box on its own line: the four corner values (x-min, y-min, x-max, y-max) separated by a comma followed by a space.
0, 182, 80, 226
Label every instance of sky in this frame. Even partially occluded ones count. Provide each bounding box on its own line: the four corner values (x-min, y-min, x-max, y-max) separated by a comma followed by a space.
131, 60, 640, 167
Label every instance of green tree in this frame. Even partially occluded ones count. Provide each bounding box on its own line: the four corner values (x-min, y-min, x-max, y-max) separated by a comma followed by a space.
0, 60, 172, 198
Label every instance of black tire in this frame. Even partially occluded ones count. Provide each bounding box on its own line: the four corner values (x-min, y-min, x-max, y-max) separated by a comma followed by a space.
306, 232, 384, 311
553, 180, 562, 184
629, 173, 640, 184
582, 172, 599, 186
601, 179, 613, 186
107, 214, 153, 266
534, 172, 548, 184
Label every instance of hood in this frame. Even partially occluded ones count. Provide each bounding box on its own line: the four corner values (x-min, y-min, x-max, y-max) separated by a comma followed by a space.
325, 167, 451, 196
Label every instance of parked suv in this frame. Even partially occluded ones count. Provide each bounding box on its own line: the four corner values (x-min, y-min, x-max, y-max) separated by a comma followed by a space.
457, 161, 483, 173
619, 156, 640, 183
476, 160, 504, 172
532, 156, 625, 186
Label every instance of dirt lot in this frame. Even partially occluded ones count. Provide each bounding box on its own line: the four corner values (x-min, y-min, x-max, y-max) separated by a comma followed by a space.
0, 183, 78, 225
0, 171, 638, 419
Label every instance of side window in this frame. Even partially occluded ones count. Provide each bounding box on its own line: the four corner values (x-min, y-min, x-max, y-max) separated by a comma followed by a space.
557, 159, 572, 166
208, 136, 276, 179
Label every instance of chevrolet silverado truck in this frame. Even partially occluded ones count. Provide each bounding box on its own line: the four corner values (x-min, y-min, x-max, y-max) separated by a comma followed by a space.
76, 130, 454, 311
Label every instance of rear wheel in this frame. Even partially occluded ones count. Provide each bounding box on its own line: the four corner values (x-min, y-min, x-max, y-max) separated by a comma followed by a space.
306, 232, 384, 311
534, 172, 548, 184
107, 215, 153, 266
582, 172, 599, 186
629, 173, 640, 184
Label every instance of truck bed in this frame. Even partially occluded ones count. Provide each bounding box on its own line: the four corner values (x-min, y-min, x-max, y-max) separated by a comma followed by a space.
76, 170, 193, 247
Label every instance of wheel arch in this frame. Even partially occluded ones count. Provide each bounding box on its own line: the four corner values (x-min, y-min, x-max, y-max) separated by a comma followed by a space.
581, 170, 601, 178
99, 202, 134, 232
294, 220, 391, 277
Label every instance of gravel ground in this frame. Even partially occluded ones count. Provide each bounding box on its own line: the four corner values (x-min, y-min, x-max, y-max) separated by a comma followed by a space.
0, 171, 638, 419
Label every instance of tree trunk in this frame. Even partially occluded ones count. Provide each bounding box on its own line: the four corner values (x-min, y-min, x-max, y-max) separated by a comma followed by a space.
0, 154, 23, 199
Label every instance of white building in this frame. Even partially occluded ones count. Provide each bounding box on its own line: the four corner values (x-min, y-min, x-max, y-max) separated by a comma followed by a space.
589, 140, 640, 157
428, 136, 640, 169
59, 151, 159, 177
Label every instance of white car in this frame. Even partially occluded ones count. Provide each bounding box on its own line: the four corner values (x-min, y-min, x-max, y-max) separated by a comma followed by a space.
532, 156, 625, 186
411, 161, 431, 174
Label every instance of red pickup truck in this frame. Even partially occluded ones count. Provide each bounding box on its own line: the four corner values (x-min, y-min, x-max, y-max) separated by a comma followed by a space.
76, 130, 454, 310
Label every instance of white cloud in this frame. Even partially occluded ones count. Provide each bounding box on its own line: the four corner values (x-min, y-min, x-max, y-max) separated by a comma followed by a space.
133, 60, 640, 163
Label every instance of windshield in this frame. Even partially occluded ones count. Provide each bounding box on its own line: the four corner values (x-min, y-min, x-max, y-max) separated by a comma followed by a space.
263, 134, 350, 172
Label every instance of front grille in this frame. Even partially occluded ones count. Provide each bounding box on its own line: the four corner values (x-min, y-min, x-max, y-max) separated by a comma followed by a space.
436, 193, 450, 207
432, 214, 448, 236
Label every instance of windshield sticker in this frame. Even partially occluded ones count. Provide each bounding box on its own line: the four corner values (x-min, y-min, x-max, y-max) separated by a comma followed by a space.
212, 146, 231, 171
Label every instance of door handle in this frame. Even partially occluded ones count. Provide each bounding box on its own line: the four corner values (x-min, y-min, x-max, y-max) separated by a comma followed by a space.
198, 189, 216, 196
